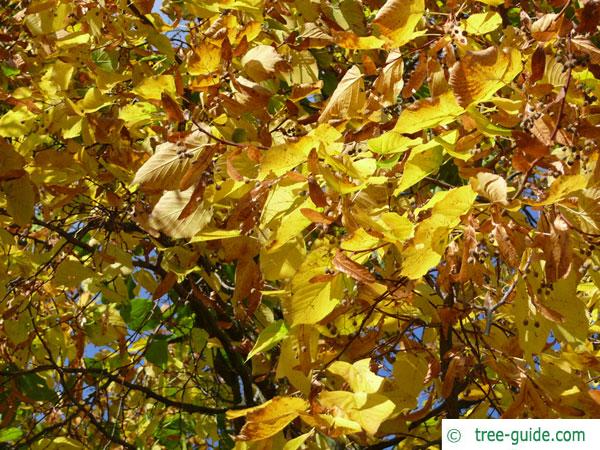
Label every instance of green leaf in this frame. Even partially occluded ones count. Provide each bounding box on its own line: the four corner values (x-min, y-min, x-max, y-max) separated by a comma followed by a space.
119, 297, 159, 331
91, 49, 117, 72
17, 373, 58, 402
247, 320, 289, 360
146, 338, 169, 369
0, 427, 23, 443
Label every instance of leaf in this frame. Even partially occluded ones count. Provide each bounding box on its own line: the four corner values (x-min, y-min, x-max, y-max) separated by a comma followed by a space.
571, 38, 600, 65
401, 186, 476, 279
120, 297, 159, 331
374, 0, 424, 47
527, 175, 587, 206
132, 75, 177, 100
560, 188, 600, 234
282, 429, 314, 450
531, 45, 546, 83
391, 353, 429, 409
54, 259, 95, 287
471, 172, 508, 205
368, 132, 422, 155
300, 208, 333, 224
449, 47, 522, 107
146, 338, 169, 369
393, 91, 464, 134
462, 12, 502, 35
0, 428, 23, 443
318, 65, 366, 123
241, 45, 288, 81
161, 93, 185, 123
332, 250, 376, 283
2, 176, 35, 226
285, 245, 342, 327
246, 320, 288, 360
153, 271, 178, 300
328, 359, 385, 394
17, 373, 58, 402
31, 437, 84, 450
132, 132, 210, 190
394, 144, 444, 193
147, 188, 213, 239
260, 237, 306, 281
259, 124, 341, 178
0, 106, 36, 138
229, 396, 308, 440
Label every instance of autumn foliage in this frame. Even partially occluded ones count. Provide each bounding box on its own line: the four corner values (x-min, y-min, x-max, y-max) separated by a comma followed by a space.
1, 0, 600, 448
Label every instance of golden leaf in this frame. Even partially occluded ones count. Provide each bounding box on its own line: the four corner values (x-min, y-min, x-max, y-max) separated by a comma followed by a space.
449, 46, 522, 107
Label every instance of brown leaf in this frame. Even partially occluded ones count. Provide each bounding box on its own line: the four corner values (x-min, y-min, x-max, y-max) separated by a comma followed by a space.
307, 148, 320, 174
318, 65, 365, 123
332, 250, 376, 283
372, 50, 404, 105
300, 208, 332, 224
402, 52, 427, 99
161, 93, 185, 123
177, 181, 205, 220
226, 150, 244, 181
308, 177, 328, 208
531, 45, 546, 83
308, 274, 335, 283
493, 222, 519, 268
179, 145, 217, 191
153, 271, 177, 300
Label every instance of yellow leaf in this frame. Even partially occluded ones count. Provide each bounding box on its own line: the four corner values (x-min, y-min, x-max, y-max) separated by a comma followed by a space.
79, 87, 112, 113
147, 189, 213, 239
259, 124, 341, 178
229, 396, 308, 441
374, 0, 424, 47
316, 391, 395, 435
285, 245, 342, 326
528, 175, 588, 206
393, 91, 464, 134
132, 75, 176, 100
118, 103, 157, 125
24, 3, 72, 36
368, 131, 421, 155
189, 228, 241, 242
31, 437, 84, 450
328, 359, 385, 394
430, 185, 478, 220
260, 237, 306, 281
378, 213, 415, 244
318, 65, 365, 123
54, 259, 95, 288
401, 186, 476, 279
3, 176, 35, 226
513, 279, 551, 362
462, 12, 503, 35
299, 413, 362, 436
187, 40, 222, 77
394, 145, 443, 193
390, 353, 429, 409
449, 46, 522, 107
349, 394, 396, 435
0, 107, 36, 138
282, 429, 314, 450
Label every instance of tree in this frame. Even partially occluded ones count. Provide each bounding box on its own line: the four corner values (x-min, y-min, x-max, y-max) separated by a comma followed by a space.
1, 0, 600, 447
